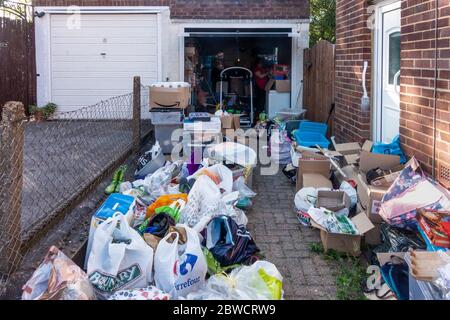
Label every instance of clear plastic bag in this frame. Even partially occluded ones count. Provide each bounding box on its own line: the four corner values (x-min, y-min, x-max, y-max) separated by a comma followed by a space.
294, 187, 319, 212
233, 176, 257, 199
179, 175, 228, 227
22, 246, 96, 300
142, 161, 183, 201
340, 181, 357, 209
185, 260, 283, 300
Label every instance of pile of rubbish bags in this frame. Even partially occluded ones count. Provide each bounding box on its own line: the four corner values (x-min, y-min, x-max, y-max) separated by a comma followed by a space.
22, 142, 283, 301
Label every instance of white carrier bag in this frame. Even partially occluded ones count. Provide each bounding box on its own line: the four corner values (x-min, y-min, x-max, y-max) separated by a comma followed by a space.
154, 225, 207, 298
87, 213, 154, 299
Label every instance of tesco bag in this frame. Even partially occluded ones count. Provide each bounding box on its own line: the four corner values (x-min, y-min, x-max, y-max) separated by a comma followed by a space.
87, 213, 154, 299
154, 225, 207, 298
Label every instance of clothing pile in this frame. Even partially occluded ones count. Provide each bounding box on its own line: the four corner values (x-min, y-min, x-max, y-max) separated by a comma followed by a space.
22, 142, 283, 301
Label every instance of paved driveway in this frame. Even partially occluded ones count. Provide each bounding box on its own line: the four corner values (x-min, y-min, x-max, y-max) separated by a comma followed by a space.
247, 169, 338, 300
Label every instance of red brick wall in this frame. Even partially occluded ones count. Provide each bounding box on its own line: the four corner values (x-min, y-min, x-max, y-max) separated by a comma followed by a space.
34, 0, 310, 19
335, 0, 450, 177
400, 0, 450, 175
334, 0, 372, 143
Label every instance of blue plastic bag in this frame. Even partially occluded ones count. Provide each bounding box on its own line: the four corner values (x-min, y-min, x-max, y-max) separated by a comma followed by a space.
372, 135, 407, 164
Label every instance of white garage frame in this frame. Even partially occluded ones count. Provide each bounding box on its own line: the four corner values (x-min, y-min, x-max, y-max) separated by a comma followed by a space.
34, 6, 169, 107
177, 20, 310, 109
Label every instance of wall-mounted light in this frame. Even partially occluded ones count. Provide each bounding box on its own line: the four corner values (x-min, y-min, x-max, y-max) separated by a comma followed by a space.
34, 11, 45, 18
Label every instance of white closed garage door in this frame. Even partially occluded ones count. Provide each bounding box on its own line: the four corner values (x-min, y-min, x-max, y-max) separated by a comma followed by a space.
49, 13, 159, 113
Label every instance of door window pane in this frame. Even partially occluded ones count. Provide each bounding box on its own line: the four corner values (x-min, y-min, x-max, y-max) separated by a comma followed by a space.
388, 31, 401, 85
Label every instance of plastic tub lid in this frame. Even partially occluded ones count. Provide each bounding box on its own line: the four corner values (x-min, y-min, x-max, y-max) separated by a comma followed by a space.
276, 108, 307, 116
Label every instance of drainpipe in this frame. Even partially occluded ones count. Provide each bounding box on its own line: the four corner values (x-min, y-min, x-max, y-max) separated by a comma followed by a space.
432, 0, 438, 178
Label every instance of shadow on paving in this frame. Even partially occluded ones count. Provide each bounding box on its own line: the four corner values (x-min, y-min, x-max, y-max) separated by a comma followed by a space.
246, 168, 339, 300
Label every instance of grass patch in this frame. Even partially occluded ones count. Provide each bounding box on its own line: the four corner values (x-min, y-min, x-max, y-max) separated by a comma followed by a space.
309, 242, 368, 300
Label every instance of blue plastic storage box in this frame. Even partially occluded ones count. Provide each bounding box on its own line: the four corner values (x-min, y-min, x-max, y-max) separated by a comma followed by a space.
294, 121, 330, 149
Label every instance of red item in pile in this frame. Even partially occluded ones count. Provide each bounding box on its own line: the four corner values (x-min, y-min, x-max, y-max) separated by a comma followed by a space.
442, 222, 450, 238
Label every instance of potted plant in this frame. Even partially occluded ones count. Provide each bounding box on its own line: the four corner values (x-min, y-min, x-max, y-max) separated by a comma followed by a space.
29, 103, 57, 122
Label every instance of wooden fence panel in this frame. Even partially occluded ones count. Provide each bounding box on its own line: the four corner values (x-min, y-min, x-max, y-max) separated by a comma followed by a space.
0, 6, 36, 117
303, 40, 335, 135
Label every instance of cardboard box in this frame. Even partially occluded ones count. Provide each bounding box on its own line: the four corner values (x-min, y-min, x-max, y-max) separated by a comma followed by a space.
369, 164, 405, 188
357, 150, 401, 224
334, 140, 373, 165
296, 152, 332, 191
317, 191, 351, 212
149, 85, 190, 109
265, 79, 291, 93
221, 115, 241, 130
312, 213, 375, 256
364, 222, 382, 246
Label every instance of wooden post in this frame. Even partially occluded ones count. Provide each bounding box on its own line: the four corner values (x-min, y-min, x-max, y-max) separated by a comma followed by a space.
0, 102, 25, 276
132, 76, 141, 155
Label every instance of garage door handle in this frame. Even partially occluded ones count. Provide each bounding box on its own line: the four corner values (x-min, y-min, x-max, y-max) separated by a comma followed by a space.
100, 53, 106, 56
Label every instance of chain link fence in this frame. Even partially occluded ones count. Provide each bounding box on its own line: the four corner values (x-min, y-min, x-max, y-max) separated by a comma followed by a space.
0, 77, 152, 297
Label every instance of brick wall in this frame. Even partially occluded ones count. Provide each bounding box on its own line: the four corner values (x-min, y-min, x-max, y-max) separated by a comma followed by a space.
334, 0, 450, 177
334, 0, 372, 143
400, 0, 450, 175
34, 0, 310, 19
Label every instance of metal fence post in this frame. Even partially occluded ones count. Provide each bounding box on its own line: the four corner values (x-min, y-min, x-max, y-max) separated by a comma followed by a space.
0, 102, 25, 276
132, 76, 141, 155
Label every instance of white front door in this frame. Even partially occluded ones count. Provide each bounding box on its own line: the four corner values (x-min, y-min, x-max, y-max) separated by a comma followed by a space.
375, 2, 401, 143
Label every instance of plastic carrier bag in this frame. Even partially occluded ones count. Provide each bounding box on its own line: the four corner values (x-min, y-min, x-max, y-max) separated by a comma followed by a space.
233, 176, 257, 199
108, 286, 171, 300
180, 175, 228, 227
189, 164, 234, 194
372, 135, 407, 164
87, 213, 154, 299
22, 246, 96, 300
186, 261, 283, 300
203, 215, 260, 267
154, 225, 207, 299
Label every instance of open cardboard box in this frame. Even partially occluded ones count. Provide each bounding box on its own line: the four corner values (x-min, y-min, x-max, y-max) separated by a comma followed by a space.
296, 152, 332, 191
311, 213, 375, 256
317, 190, 351, 212
333, 140, 373, 165
357, 150, 401, 224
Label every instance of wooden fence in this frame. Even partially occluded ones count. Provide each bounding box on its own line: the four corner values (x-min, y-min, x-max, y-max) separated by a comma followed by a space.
0, 3, 36, 117
303, 40, 335, 136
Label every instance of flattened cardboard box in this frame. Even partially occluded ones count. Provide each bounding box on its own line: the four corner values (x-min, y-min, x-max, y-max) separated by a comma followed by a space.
311, 213, 375, 256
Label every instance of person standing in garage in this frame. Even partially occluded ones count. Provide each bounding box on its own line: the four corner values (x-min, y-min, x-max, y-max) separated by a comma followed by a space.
253, 59, 271, 120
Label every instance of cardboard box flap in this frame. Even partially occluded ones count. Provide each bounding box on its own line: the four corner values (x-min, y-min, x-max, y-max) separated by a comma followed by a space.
344, 154, 360, 165
351, 212, 375, 235
335, 142, 361, 155
317, 191, 351, 211
310, 220, 327, 232
376, 252, 406, 266
303, 173, 333, 189
362, 140, 374, 152
359, 150, 401, 173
